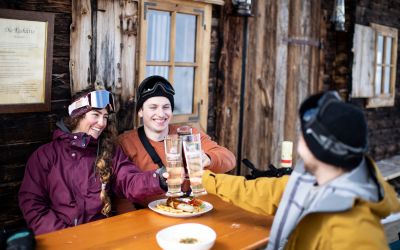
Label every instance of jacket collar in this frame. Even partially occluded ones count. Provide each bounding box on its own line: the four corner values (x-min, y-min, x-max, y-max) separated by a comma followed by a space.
54, 120, 99, 148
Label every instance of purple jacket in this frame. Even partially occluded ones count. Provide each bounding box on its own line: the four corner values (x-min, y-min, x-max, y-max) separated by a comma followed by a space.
18, 129, 164, 235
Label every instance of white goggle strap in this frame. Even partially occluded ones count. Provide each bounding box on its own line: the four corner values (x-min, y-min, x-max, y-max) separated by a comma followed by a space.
68, 97, 90, 115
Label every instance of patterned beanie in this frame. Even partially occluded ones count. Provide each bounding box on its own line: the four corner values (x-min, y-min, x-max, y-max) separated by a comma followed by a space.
136, 75, 175, 112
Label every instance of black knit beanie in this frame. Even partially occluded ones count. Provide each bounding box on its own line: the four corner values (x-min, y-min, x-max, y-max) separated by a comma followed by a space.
136, 75, 175, 112
299, 91, 368, 170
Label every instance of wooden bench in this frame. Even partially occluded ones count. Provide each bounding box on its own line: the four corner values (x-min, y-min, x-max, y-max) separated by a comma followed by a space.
377, 155, 400, 247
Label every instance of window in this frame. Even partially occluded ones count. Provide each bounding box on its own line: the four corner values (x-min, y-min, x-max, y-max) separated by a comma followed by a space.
139, 0, 219, 129
352, 23, 398, 108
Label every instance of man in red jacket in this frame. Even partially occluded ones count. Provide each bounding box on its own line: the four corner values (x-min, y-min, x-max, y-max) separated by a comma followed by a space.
117, 75, 236, 210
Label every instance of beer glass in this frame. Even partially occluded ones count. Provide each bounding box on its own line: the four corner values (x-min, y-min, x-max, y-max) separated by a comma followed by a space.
182, 133, 207, 196
164, 135, 184, 197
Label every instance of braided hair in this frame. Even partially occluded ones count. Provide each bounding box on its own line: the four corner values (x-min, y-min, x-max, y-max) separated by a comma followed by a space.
64, 86, 116, 216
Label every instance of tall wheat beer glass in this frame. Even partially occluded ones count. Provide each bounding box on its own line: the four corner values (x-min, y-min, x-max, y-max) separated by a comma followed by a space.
182, 134, 207, 196
164, 135, 184, 197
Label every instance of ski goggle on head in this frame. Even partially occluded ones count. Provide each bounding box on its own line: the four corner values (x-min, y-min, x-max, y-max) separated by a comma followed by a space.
300, 91, 367, 156
137, 80, 175, 101
68, 90, 115, 116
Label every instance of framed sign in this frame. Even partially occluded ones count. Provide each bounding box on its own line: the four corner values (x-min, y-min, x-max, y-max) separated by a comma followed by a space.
0, 9, 54, 113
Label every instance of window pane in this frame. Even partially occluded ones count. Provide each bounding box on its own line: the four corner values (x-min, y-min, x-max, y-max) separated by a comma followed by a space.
146, 66, 169, 79
376, 34, 383, 64
383, 66, 391, 94
385, 37, 392, 65
175, 13, 196, 63
375, 66, 382, 95
173, 67, 194, 115
147, 10, 170, 62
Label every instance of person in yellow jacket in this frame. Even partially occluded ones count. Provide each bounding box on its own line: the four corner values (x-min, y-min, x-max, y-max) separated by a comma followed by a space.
201, 91, 400, 250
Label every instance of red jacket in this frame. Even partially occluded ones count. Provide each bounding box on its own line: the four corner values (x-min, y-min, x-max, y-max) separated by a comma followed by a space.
18, 129, 164, 235
118, 125, 236, 173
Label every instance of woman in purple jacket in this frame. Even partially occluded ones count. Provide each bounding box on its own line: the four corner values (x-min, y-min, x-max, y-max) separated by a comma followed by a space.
18, 88, 167, 235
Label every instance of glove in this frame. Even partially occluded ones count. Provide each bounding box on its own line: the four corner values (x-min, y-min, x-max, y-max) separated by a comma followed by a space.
242, 159, 292, 180
3, 229, 35, 250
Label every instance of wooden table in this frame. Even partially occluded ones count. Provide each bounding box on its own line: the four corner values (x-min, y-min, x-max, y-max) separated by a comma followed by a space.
35, 195, 273, 249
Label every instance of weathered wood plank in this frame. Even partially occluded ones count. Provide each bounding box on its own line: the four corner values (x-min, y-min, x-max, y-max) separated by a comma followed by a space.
118, 0, 138, 102
0, 164, 26, 183
241, 0, 275, 173
0, 143, 43, 166
271, 0, 289, 167
0, 181, 24, 229
285, 0, 321, 161
0, 115, 57, 143
114, 0, 138, 132
70, 0, 92, 93
53, 33, 70, 57
95, 0, 117, 89
215, 2, 244, 165
15, 0, 71, 13
54, 13, 72, 34
352, 24, 375, 97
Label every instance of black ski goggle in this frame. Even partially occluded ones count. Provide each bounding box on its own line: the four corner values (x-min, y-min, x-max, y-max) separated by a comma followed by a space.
137, 81, 175, 101
301, 91, 367, 156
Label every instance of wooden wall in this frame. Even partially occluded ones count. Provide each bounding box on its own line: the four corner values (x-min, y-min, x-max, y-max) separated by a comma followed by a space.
0, 0, 72, 229
70, 0, 138, 133
214, 0, 400, 175
0, 0, 221, 231
355, 0, 400, 160
215, 0, 323, 174
1, 0, 400, 232
321, 0, 400, 160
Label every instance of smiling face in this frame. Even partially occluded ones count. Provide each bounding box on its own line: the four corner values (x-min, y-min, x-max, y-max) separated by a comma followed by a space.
138, 96, 172, 140
72, 109, 109, 139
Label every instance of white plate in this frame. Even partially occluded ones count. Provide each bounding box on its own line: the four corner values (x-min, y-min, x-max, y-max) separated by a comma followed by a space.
148, 198, 213, 218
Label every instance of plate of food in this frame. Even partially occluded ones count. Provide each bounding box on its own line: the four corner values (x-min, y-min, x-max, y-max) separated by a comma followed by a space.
148, 197, 213, 218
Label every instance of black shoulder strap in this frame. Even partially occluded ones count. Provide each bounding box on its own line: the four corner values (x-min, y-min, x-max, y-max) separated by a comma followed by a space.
138, 126, 164, 168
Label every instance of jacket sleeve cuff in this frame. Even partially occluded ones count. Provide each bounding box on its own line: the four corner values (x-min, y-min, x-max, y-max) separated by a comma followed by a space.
204, 151, 218, 171
202, 170, 217, 195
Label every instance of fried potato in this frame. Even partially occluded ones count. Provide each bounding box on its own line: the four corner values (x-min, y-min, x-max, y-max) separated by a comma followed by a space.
156, 198, 204, 214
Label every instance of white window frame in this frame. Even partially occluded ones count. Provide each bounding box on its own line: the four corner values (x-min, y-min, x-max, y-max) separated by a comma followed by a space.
352, 23, 398, 108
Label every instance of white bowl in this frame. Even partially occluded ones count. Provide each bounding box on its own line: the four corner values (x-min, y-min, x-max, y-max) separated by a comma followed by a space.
156, 223, 216, 250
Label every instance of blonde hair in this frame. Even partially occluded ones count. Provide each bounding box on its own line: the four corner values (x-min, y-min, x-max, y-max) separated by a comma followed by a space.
95, 119, 117, 216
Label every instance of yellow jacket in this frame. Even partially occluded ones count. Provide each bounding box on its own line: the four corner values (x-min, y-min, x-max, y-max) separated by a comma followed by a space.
202, 158, 400, 249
